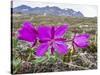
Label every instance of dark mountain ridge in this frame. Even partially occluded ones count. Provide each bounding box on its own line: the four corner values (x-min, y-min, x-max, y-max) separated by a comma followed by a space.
13, 5, 84, 17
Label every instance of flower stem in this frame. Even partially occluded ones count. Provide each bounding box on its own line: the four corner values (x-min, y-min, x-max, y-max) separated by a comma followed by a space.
27, 52, 32, 61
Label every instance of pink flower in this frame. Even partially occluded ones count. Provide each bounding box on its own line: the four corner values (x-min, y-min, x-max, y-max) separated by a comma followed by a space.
17, 21, 38, 46
73, 34, 90, 48
36, 24, 69, 56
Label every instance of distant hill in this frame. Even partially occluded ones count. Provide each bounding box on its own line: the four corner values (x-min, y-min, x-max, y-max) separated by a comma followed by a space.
13, 5, 84, 17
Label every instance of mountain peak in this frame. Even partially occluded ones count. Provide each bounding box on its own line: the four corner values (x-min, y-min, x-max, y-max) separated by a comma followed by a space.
13, 5, 84, 17
14, 5, 32, 9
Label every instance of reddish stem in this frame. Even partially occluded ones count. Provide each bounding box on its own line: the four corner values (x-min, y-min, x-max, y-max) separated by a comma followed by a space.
51, 46, 54, 55
72, 33, 77, 52
31, 39, 37, 48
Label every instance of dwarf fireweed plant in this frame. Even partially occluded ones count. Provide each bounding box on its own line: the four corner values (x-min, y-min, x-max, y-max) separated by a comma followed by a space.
17, 21, 90, 57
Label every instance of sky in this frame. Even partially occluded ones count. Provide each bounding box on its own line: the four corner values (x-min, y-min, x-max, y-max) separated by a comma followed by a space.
12, 0, 98, 17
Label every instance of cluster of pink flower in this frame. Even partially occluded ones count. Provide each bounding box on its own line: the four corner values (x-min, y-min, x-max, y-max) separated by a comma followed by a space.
17, 21, 90, 57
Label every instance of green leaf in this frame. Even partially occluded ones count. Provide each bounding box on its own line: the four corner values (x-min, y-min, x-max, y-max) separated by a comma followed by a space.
12, 58, 21, 73
13, 58, 21, 68
32, 57, 47, 64
46, 51, 51, 59
12, 38, 18, 48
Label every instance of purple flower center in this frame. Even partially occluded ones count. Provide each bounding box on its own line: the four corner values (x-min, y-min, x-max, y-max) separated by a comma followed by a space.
50, 39, 55, 45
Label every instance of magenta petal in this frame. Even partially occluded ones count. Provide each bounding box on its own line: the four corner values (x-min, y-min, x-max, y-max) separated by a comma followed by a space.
22, 21, 37, 33
38, 25, 51, 40
55, 24, 68, 38
54, 41, 68, 55
18, 21, 37, 42
74, 34, 90, 48
36, 43, 49, 56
